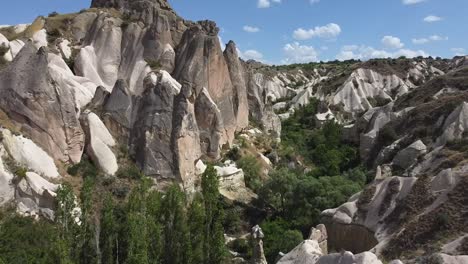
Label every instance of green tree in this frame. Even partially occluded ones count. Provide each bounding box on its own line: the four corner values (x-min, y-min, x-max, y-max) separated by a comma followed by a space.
126, 182, 150, 264
236, 155, 262, 191
55, 184, 79, 264
78, 178, 98, 264
202, 165, 226, 264
147, 191, 163, 263
188, 194, 206, 264
100, 195, 118, 264
161, 185, 190, 264
261, 219, 303, 263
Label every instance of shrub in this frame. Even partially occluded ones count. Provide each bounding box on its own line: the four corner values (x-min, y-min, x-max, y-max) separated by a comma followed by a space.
0, 214, 60, 263
261, 219, 303, 263
236, 155, 262, 191
116, 163, 143, 180
112, 186, 130, 199
225, 146, 241, 161
48, 11, 59, 17
223, 207, 242, 234
0, 46, 9, 57
145, 59, 161, 70
379, 126, 398, 146
67, 158, 98, 178
229, 238, 251, 257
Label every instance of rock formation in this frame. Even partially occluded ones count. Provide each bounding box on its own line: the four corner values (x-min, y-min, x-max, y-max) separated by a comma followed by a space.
251, 225, 268, 264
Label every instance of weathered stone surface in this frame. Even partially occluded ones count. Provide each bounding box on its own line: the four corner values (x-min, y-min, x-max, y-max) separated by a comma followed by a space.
215, 161, 256, 203
75, 14, 122, 92
224, 41, 249, 130
174, 21, 237, 145
316, 251, 383, 264
277, 240, 323, 264
251, 225, 268, 264
16, 172, 58, 220
81, 111, 118, 175
392, 140, 427, 170
0, 146, 14, 206
436, 102, 468, 146
2, 129, 59, 179
130, 71, 201, 191
332, 68, 411, 113
0, 42, 84, 164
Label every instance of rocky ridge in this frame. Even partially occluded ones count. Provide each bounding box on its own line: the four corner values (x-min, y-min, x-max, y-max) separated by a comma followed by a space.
0, 0, 467, 263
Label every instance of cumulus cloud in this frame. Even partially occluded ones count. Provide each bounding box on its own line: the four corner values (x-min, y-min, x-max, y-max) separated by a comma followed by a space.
412, 35, 448, 45
424, 15, 443, 22
243, 25, 260, 33
238, 49, 264, 61
257, 0, 281, 8
451, 48, 466, 56
382, 36, 404, 49
402, 0, 426, 5
282, 42, 319, 64
336, 45, 428, 61
293, 23, 341, 40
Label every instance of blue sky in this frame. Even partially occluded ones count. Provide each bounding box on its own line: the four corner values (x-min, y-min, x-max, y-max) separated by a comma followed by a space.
1, 0, 467, 64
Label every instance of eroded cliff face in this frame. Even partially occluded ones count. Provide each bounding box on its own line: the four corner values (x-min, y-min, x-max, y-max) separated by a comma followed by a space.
0, 0, 282, 195
1, 1, 468, 262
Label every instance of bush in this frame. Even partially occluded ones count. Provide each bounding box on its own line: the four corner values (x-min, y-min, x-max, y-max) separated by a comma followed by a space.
67, 158, 98, 178
145, 59, 162, 70
116, 163, 143, 180
225, 147, 241, 161
229, 238, 251, 257
236, 155, 262, 191
0, 214, 60, 263
0, 46, 9, 57
48, 11, 59, 17
261, 219, 303, 263
379, 126, 398, 146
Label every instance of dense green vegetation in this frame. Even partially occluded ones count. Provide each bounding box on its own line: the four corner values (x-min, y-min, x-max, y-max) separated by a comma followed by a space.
0, 165, 227, 264
256, 98, 368, 262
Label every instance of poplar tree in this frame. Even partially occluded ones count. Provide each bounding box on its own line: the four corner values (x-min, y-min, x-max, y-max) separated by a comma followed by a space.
201, 165, 226, 264
188, 194, 205, 264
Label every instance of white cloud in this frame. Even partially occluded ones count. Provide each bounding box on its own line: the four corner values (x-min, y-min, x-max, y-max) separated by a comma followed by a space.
382, 36, 404, 49
257, 0, 280, 8
336, 45, 428, 61
310, 0, 320, 4
429, 35, 448, 41
257, 0, 270, 8
243, 25, 260, 33
282, 42, 319, 64
239, 49, 264, 61
451, 48, 466, 56
412, 38, 429, 45
293, 23, 341, 40
412, 35, 448, 44
424, 15, 443, 22
402, 0, 426, 5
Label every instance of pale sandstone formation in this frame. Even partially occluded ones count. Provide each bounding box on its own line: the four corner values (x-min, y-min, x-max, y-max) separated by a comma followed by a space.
2, 129, 59, 179
0, 43, 84, 163
332, 68, 412, 113
251, 225, 268, 264
0, 146, 14, 206
81, 111, 118, 175
16, 172, 58, 220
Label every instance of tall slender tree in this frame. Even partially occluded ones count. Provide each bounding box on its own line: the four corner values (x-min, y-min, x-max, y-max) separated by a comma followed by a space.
161, 185, 190, 264
188, 194, 206, 263
147, 191, 163, 264
100, 195, 117, 264
201, 165, 226, 264
126, 181, 150, 264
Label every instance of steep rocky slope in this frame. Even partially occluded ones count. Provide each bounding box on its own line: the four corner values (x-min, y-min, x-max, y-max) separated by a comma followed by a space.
0, 0, 467, 263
